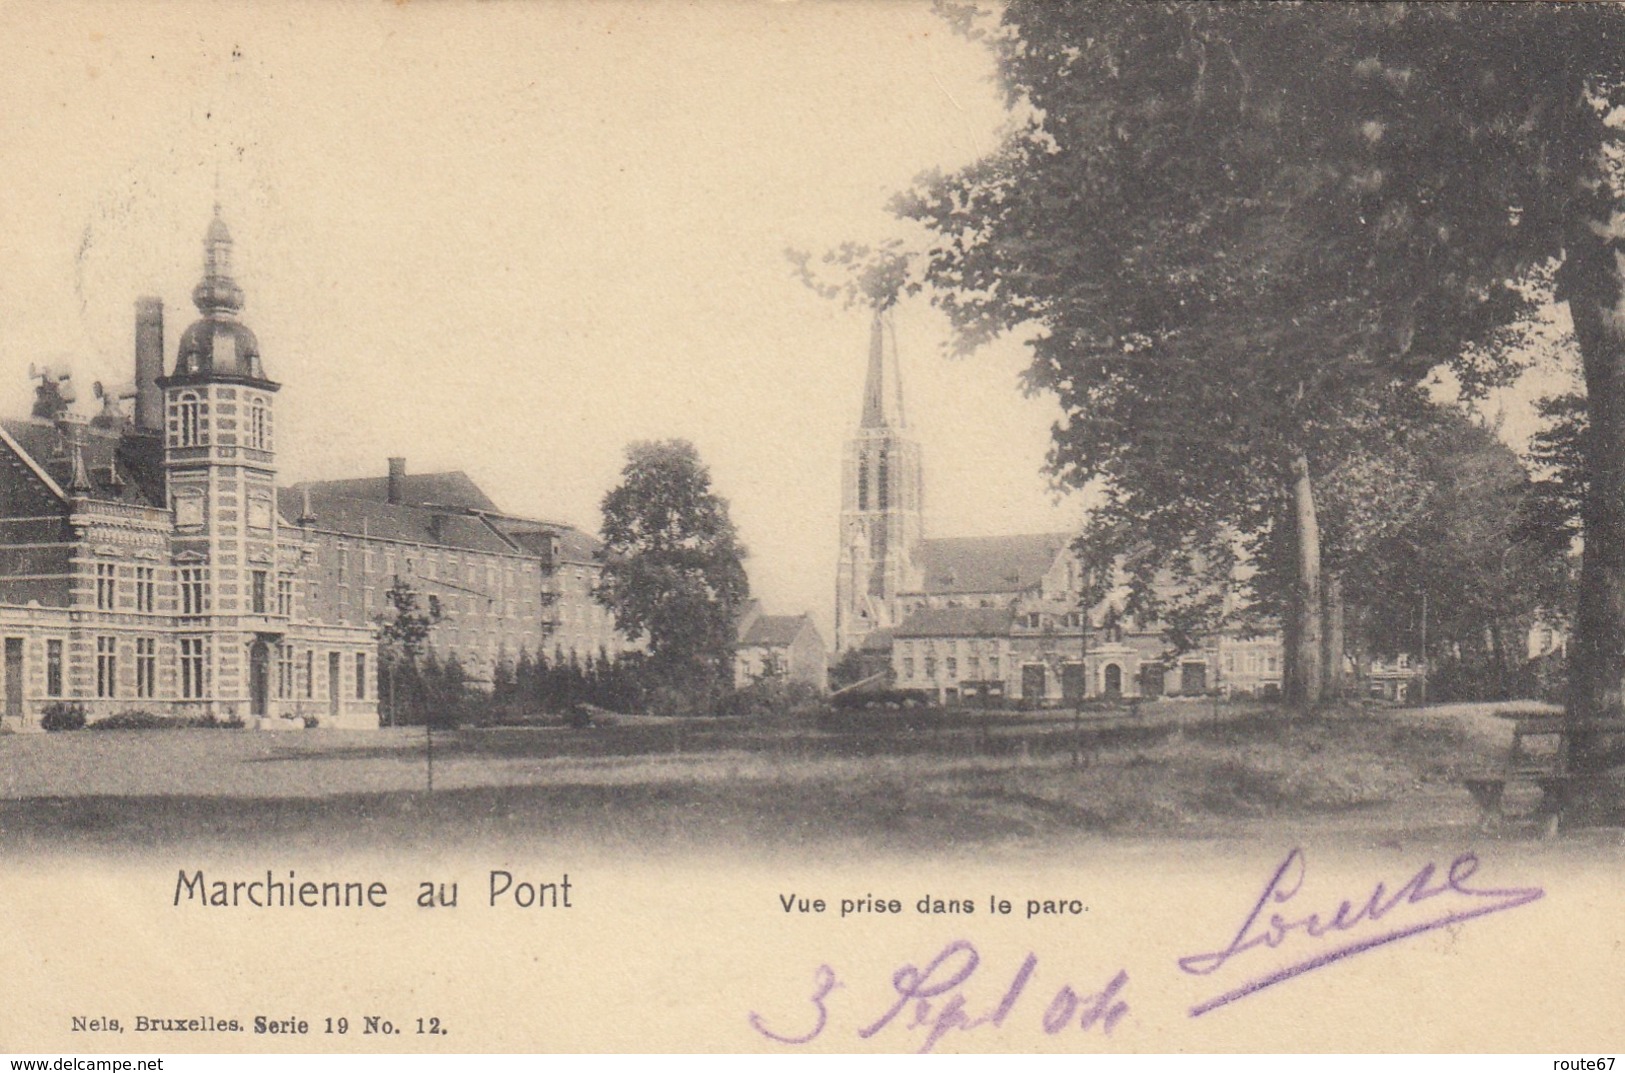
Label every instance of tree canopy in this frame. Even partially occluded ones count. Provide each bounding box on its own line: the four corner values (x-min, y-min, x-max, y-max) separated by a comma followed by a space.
594, 439, 750, 706
890, 2, 1625, 758
1349, 406, 1566, 694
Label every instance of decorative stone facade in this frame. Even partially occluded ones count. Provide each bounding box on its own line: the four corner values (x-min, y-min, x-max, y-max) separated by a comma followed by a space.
0, 211, 377, 728
0, 211, 627, 730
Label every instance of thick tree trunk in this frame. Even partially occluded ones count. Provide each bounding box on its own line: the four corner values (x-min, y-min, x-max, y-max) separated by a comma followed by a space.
1559, 106, 1625, 772
1322, 572, 1346, 701
1284, 454, 1324, 713
1489, 621, 1507, 702
1280, 576, 1300, 708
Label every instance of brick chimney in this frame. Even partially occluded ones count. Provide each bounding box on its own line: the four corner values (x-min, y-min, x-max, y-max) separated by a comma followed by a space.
387, 457, 406, 505
134, 297, 164, 433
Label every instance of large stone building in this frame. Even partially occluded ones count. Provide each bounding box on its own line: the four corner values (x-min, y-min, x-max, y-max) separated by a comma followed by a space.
284, 460, 623, 678
835, 307, 1282, 706
0, 211, 624, 731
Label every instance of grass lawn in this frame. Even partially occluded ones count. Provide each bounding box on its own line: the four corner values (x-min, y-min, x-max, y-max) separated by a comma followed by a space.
0, 700, 1550, 856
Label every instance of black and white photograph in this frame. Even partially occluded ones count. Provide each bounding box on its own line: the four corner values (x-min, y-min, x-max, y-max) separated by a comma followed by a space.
0, 0, 1621, 1057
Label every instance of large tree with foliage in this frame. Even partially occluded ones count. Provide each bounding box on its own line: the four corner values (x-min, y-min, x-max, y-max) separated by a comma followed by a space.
891, 2, 1625, 763
1349, 407, 1567, 699
594, 439, 750, 707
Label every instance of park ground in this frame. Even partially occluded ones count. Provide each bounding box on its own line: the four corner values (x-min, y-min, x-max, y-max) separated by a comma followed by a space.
4, 698, 1615, 859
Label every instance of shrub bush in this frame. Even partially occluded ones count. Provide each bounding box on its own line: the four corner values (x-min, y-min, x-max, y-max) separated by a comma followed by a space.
830, 687, 934, 711
716, 678, 826, 718
40, 702, 86, 732
90, 709, 169, 731
85, 709, 245, 731
644, 681, 728, 718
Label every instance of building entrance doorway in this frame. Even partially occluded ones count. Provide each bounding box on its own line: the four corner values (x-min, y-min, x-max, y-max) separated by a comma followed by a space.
1061, 662, 1085, 705
1103, 663, 1122, 698
1021, 664, 1046, 705
249, 640, 270, 718
5, 638, 22, 721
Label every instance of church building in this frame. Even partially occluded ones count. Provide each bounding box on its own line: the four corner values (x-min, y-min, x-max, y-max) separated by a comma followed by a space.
0, 210, 624, 730
835, 307, 1283, 706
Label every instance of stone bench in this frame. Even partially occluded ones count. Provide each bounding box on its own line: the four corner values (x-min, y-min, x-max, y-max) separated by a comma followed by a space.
1463, 713, 1564, 828
1464, 715, 1625, 835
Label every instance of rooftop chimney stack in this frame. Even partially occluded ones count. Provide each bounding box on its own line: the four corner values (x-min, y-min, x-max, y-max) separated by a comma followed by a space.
387, 457, 406, 505
134, 297, 164, 433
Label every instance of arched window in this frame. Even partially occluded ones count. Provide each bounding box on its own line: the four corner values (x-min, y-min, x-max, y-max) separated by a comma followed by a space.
877, 448, 890, 510
249, 398, 271, 450
177, 392, 202, 447
857, 453, 869, 511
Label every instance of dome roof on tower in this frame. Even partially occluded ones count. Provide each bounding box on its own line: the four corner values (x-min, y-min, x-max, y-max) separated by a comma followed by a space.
175, 319, 264, 380
160, 208, 277, 389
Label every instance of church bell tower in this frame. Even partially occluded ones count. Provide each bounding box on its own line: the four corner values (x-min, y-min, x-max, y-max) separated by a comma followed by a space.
835, 305, 923, 653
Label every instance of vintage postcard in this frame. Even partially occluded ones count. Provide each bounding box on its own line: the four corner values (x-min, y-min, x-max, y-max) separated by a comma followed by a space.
0, 0, 1620, 1057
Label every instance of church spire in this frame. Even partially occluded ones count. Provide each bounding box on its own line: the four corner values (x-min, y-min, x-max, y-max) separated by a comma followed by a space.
836, 304, 924, 654
859, 305, 906, 430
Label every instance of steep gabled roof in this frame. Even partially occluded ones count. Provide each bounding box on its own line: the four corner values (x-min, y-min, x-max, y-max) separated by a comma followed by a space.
0, 418, 165, 508
914, 533, 1072, 596
894, 606, 1014, 638
289, 471, 501, 513
858, 627, 896, 654
740, 613, 818, 648
275, 487, 518, 555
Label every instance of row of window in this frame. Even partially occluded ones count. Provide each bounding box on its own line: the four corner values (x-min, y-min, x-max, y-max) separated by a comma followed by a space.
172, 393, 272, 451
1223, 652, 1282, 676
319, 581, 601, 640
329, 545, 548, 589
902, 654, 1002, 682
1016, 611, 1086, 630
92, 565, 294, 618
95, 564, 157, 613
80, 637, 365, 702
89, 635, 201, 700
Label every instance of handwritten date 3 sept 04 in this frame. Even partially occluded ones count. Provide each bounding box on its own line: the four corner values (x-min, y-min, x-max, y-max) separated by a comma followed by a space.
750, 847, 1544, 1051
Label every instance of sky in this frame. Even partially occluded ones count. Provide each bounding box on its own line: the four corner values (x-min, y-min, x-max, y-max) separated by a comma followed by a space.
0, 1, 1086, 641
0, 2, 1575, 643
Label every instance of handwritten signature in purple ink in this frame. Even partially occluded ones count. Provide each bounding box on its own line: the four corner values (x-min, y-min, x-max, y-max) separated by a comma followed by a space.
1177, 847, 1543, 1017
749, 940, 1129, 1053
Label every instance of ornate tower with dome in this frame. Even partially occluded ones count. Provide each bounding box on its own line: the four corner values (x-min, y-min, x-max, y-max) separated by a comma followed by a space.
0, 207, 629, 731
0, 209, 379, 728
158, 209, 298, 721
